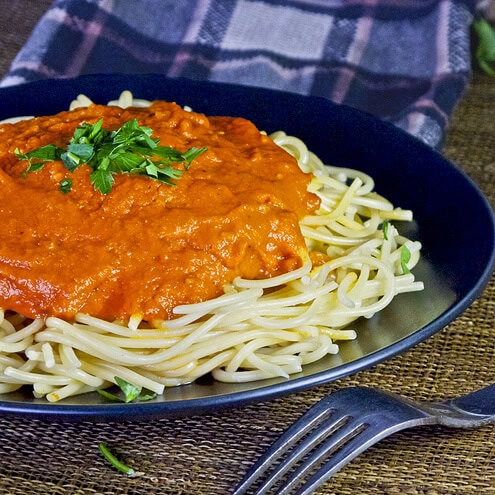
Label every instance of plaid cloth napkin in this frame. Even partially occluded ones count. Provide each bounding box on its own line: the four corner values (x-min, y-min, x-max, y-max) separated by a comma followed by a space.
1, 0, 476, 147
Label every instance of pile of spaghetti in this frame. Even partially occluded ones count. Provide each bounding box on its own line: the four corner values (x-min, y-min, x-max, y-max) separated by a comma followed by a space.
0, 91, 423, 402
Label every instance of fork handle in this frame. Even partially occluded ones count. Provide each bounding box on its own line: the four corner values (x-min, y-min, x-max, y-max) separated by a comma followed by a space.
449, 383, 495, 417
428, 382, 495, 428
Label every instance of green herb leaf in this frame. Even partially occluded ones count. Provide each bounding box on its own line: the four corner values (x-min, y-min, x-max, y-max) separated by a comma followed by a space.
400, 245, 412, 274
98, 442, 135, 476
67, 143, 95, 161
60, 151, 82, 172
382, 219, 389, 241
181, 146, 208, 167
24, 162, 46, 175
15, 144, 62, 175
15, 144, 60, 162
16, 118, 207, 194
114, 377, 143, 402
112, 152, 146, 171
136, 391, 159, 402
97, 376, 157, 403
59, 178, 73, 194
90, 168, 115, 195
474, 19, 495, 76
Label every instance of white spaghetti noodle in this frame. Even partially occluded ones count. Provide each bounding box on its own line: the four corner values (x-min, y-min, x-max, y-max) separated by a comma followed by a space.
0, 92, 423, 402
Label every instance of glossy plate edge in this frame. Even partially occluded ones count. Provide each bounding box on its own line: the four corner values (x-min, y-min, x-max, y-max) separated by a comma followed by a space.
0, 74, 493, 420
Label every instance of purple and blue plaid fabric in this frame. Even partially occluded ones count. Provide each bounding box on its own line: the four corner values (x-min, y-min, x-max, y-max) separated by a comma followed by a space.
2, 0, 476, 147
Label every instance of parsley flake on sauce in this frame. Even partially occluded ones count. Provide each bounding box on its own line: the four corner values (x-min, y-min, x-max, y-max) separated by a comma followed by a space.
59, 178, 73, 194
15, 118, 207, 194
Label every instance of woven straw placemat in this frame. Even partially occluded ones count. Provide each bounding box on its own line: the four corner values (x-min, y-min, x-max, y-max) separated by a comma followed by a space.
0, 2, 494, 494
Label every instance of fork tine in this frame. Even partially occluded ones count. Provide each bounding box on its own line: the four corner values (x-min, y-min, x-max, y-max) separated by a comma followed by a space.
232, 400, 336, 495
288, 416, 418, 495
277, 416, 368, 495
279, 418, 375, 495
253, 414, 351, 494
233, 386, 441, 494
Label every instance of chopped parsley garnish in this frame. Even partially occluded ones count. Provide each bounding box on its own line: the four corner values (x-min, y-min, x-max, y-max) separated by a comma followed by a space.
15, 118, 206, 194
382, 219, 389, 240
400, 244, 412, 274
97, 376, 157, 403
98, 442, 136, 476
59, 178, 73, 194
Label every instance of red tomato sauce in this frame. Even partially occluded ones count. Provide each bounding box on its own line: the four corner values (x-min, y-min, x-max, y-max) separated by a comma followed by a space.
0, 101, 319, 322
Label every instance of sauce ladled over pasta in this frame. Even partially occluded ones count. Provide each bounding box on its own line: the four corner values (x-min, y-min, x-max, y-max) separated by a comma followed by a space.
0, 101, 319, 321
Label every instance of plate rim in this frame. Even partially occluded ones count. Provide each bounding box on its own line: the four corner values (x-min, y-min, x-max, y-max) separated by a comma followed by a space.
0, 73, 494, 420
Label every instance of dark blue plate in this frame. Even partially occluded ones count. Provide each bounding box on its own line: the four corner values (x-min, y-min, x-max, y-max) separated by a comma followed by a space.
0, 74, 494, 420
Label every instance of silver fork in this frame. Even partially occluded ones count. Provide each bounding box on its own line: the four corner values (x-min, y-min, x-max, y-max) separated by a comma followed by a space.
232, 384, 495, 495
